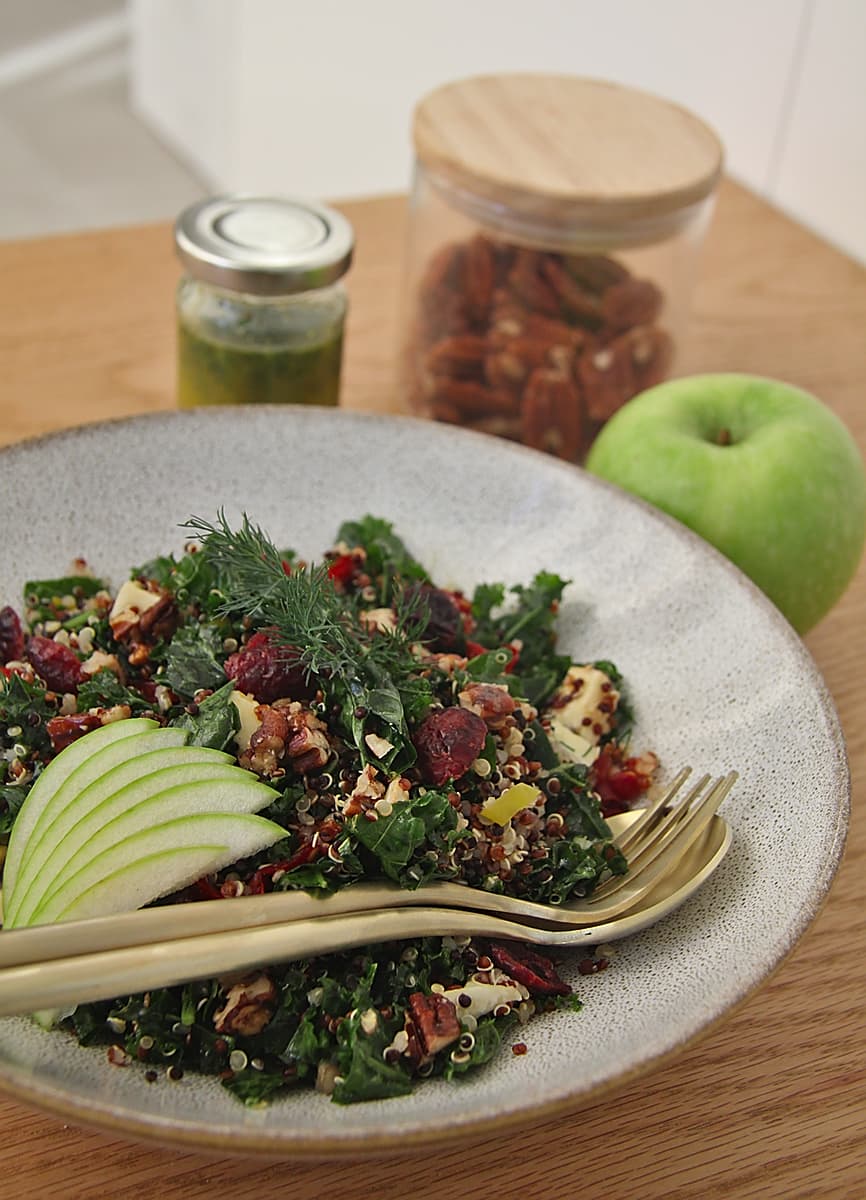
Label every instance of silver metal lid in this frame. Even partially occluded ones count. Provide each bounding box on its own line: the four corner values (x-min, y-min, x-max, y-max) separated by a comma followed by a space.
174, 195, 354, 296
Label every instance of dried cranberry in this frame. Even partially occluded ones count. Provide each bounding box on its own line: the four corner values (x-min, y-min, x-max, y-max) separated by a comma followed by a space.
591, 745, 653, 817
464, 639, 520, 673
136, 679, 162, 704
190, 876, 223, 901
26, 635, 83, 693
405, 583, 465, 653
413, 705, 486, 785
46, 713, 101, 751
246, 840, 319, 894
327, 553, 356, 586
0, 607, 24, 665
487, 941, 571, 996
224, 630, 315, 703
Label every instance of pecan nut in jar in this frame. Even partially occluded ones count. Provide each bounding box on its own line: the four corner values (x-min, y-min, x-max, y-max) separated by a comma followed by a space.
406, 234, 674, 462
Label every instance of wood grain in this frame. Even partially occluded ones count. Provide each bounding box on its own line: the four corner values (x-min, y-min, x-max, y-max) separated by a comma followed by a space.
0, 180, 864, 1200
412, 75, 722, 221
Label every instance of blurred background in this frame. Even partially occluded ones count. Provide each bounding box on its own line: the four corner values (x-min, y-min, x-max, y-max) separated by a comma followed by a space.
0, 0, 863, 263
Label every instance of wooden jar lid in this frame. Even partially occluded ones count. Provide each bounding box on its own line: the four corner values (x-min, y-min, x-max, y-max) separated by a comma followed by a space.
412, 75, 724, 235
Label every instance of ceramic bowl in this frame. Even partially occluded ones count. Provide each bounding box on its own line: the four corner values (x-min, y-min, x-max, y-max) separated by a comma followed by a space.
0, 408, 849, 1155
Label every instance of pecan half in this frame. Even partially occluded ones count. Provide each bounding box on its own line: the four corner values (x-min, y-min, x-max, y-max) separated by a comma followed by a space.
430, 378, 519, 418
424, 334, 488, 380
507, 250, 562, 317
458, 682, 517, 728
409, 232, 673, 460
576, 341, 638, 423
462, 235, 497, 323
563, 253, 629, 294
407, 992, 461, 1057
240, 700, 330, 778
214, 973, 276, 1036
627, 325, 674, 391
601, 277, 664, 332
521, 366, 585, 460
539, 257, 603, 328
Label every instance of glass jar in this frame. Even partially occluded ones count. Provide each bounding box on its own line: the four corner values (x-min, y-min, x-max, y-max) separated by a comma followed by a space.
402, 75, 723, 461
175, 195, 354, 408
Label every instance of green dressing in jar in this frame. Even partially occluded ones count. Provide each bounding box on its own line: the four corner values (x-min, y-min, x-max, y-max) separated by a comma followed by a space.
174, 196, 353, 409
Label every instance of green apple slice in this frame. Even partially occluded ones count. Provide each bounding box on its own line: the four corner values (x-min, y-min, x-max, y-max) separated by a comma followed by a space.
10, 758, 272, 926
30, 812, 288, 925
3, 733, 213, 925
3, 718, 159, 906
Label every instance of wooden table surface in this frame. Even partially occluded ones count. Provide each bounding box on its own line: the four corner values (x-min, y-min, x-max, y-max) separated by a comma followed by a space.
0, 180, 864, 1199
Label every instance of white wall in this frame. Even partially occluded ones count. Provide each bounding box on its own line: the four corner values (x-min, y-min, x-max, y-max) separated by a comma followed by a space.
129, 0, 866, 264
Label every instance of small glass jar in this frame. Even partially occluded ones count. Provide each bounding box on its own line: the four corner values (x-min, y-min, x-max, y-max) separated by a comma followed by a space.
402, 75, 723, 461
175, 195, 354, 408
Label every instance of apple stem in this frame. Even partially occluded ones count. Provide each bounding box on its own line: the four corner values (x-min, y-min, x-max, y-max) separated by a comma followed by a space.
716, 428, 732, 446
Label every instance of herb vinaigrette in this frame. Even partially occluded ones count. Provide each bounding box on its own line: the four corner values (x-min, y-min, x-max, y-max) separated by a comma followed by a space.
177, 321, 344, 409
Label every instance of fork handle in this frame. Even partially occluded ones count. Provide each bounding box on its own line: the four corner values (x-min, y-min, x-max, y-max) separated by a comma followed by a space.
0, 907, 603, 1018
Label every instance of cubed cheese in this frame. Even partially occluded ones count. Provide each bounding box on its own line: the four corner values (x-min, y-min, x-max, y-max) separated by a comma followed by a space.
230, 691, 262, 752
550, 665, 619, 745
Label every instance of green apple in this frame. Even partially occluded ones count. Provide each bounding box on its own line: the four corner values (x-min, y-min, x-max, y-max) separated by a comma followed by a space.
11, 760, 275, 926
31, 811, 287, 925
585, 374, 866, 633
3, 718, 160, 907
4, 735, 222, 924
2, 717, 287, 930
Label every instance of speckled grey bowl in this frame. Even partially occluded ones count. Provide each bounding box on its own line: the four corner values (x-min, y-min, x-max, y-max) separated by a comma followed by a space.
0, 408, 849, 1156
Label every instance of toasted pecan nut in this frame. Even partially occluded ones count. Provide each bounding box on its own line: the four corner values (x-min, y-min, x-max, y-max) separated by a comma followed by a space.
424, 334, 488, 379
627, 325, 674, 390
563, 253, 630, 294
601, 277, 664, 332
407, 992, 461, 1057
462, 234, 497, 323
577, 341, 638, 422
484, 348, 529, 392
214, 973, 277, 1036
458, 681, 517, 728
521, 367, 585, 461
521, 313, 591, 350
539, 257, 603, 328
432, 378, 520, 417
410, 232, 672, 456
507, 250, 562, 317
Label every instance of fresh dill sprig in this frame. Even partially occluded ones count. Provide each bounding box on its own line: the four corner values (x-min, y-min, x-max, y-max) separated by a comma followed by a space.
182, 512, 430, 768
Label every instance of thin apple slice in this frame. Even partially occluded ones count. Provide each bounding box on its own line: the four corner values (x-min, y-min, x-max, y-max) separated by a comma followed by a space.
30, 812, 288, 925
5, 734, 221, 923
2, 726, 195, 925
2, 718, 159, 906
10, 760, 274, 926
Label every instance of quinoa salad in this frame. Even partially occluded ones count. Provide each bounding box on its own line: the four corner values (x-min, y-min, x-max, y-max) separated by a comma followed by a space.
0, 514, 658, 1105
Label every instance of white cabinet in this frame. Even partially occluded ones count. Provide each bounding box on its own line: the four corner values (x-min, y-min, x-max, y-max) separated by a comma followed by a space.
129, 0, 866, 264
